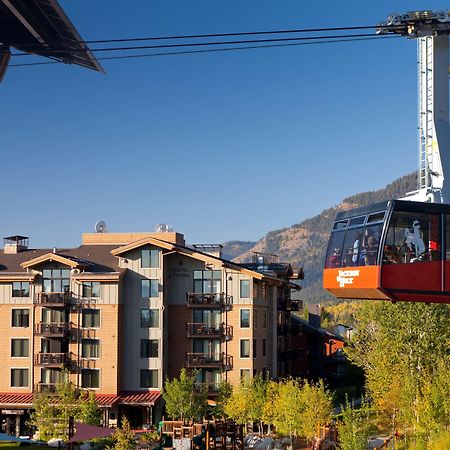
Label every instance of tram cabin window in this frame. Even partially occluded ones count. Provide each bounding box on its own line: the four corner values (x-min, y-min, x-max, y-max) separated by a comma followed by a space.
446, 215, 450, 260
383, 211, 440, 264
325, 229, 346, 268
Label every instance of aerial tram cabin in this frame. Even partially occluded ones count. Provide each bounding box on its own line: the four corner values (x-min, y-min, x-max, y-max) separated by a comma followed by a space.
323, 200, 450, 304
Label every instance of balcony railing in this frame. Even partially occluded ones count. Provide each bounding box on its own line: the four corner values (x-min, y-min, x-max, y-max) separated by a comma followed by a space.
34, 383, 57, 394
194, 382, 221, 394
186, 323, 232, 340
34, 352, 69, 367
34, 292, 71, 306
186, 352, 232, 370
34, 322, 70, 337
186, 293, 232, 309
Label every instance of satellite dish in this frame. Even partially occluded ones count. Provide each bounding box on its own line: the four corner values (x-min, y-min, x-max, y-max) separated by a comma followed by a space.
95, 220, 107, 233
155, 223, 173, 233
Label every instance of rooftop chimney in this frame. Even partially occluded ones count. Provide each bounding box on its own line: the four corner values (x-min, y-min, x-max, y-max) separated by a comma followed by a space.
4, 235, 29, 254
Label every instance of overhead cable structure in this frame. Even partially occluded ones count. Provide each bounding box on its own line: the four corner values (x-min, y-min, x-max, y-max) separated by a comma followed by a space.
0, 0, 104, 82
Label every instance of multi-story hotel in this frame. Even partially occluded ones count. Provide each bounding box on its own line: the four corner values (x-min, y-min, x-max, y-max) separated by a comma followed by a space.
0, 231, 302, 434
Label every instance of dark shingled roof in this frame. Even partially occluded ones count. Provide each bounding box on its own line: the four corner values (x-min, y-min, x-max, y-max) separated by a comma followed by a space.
0, 245, 119, 273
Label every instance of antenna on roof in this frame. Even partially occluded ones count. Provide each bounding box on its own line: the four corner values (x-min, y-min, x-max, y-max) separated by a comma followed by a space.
95, 220, 108, 233
155, 223, 173, 233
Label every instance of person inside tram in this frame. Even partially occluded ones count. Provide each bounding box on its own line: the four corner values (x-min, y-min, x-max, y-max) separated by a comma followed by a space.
352, 233, 361, 266
363, 229, 378, 265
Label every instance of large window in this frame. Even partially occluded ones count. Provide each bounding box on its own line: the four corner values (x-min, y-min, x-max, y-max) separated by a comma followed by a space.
262, 338, 267, 357
384, 211, 440, 264
240, 369, 251, 383
140, 369, 158, 388
41, 368, 66, 385
12, 282, 29, 297
141, 309, 159, 328
82, 282, 101, 298
42, 268, 70, 293
240, 339, 250, 358
12, 309, 29, 327
42, 308, 65, 324
141, 279, 159, 298
82, 339, 100, 358
141, 249, 160, 268
240, 280, 250, 298
240, 309, 250, 328
140, 339, 159, 358
11, 339, 29, 357
11, 369, 28, 387
193, 270, 221, 293
82, 369, 100, 388
82, 309, 100, 328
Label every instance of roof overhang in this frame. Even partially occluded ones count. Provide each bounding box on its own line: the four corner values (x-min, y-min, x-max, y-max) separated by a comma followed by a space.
111, 236, 175, 256
0, 0, 104, 73
72, 270, 126, 282
20, 253, 86, 269
0, 272, 36, 282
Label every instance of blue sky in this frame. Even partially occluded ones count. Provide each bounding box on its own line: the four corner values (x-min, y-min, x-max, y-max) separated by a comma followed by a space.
2, 1, 449, 248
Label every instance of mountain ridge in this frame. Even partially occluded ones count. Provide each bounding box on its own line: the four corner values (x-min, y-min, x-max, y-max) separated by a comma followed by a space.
222, 173, 417, 303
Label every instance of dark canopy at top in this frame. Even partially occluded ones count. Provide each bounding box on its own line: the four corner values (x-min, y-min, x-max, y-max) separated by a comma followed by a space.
0, 0, 104, 72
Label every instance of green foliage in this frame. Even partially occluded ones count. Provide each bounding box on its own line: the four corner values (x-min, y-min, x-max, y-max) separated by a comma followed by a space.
213, 380, 233, 419
336, 397, 372, 450
345, 301, 450, 440
163, 368, 207, 422
31, 373, 102, 440
110, 417, 135, 450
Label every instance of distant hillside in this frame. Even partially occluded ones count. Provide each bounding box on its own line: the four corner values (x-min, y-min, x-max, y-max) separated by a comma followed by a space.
222, 241, 257, 261
228, 173, 417, 304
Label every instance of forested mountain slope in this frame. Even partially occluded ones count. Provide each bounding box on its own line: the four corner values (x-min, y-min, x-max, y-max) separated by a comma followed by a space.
226, 173, 417, 303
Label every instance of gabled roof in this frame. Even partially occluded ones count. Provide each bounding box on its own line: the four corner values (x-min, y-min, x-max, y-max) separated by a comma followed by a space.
111, 236, 175, 256
20, 252, 87, 269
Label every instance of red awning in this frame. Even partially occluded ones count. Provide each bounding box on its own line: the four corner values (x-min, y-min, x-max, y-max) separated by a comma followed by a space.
69, 423, 115, 443
117, 391, 161, 405
0, 393, 33, 406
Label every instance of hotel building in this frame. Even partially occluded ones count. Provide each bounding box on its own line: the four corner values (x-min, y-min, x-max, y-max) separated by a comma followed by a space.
0, 231, 302, 434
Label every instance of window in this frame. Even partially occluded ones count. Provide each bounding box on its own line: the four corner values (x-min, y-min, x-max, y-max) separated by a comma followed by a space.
82, 369, 100, 388
12, 282, 29, 298
262, 310, 267, 329
325, 230, 346, 268
253, 310, 258, 329
240, 339, 250, 358
12, 309, 29, 327
140, 339, 158, 358
240, 369, 250, 383
82, 282, 101, 298
141, 279, 159, 298
11, 339, 29, 357
253, 339, 257, 358
41, 368, 66, 385
82, 339, 100, 358
82, 309, 100, 328
262, 338, 267, 357
11, 369, 28, 387
141, 309, 159, 328
140, 369, 158, 388
141, 249, 160, 268
384, 212, 440, 264
42, 308, 65, 324
42, 268, 70, 293
240, 280, 250, 298
193, 270, 222, 293
240, 309, 250, 328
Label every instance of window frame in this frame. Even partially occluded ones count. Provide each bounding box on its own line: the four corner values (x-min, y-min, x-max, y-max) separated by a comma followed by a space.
240, 280, 250, 298
82, 282, 101, 298
11, 368, 29, 388
11, 309, 30, 328
140, 369, 158, 389
140, 339, 159, 358
12, 282, 30, 298
11, 338, 29, 357
240, 339, 250, 358
81, 338, 100, 359
82, 309, 101, 328
81, 369, 100, 389
141, 279, 159, 298
140, 309, 159, 328
141, 249, 160, 269
240, 309, 250, 328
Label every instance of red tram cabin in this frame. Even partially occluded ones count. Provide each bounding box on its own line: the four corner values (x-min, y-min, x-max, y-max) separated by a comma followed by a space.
323, 200, 450, 303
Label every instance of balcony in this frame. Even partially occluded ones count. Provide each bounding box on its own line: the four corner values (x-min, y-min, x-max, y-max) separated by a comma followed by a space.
194, 382, 221, 394
34, 352, 69, 367
34, 383, 57, 394
34, 322, 70, 337
186, 323, 232, 340
186, 293, 232, 309
186, 352, 233, 370
34, 292, 71, 307
277, 298, 303, 312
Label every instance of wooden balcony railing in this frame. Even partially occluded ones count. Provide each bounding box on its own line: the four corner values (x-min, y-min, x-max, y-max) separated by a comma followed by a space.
34, 292, 71, 306
34, 383, 57, 394
186, 323, 232, 340
186, 352, 232, 370
186, 293, 232, 309
34, 352, 69, 367
34, 322, 69, 337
